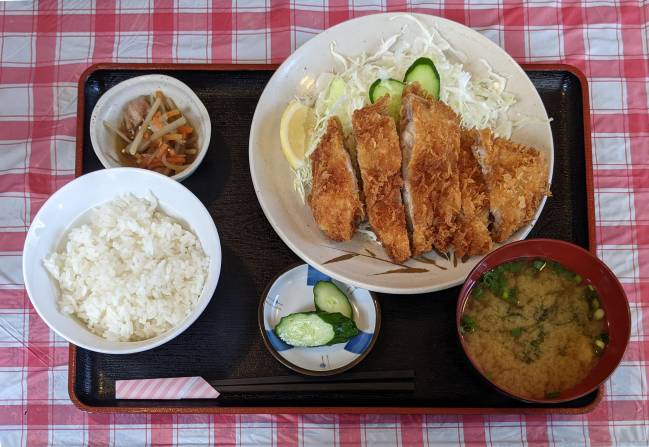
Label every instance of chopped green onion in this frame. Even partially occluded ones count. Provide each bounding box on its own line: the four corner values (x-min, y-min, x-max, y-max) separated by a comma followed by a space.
498, 287, 518, 304
472, 286, 485, 300
591, 298, 600, 310
481, 267, 507, 297
573, 274, 582, 284
585, 285, 599, 301
594, 308, 605, 320
511, 328, 524, 338
460, 315, 477, 334
533, 260, 546, 271
594, 337, 606, 356
507, 261, 523, 273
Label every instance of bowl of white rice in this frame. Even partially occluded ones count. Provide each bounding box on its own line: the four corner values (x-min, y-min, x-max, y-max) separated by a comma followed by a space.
22, 168, 221, 354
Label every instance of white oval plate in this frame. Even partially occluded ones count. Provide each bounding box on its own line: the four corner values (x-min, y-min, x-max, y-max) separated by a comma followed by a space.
22, 168, 221, 354
249, 13, 554, 294
90, 74, 211, 182
259, 264, 380, 375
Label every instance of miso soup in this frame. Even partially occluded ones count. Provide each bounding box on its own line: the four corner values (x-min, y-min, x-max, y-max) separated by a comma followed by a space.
460, 259, 608, 400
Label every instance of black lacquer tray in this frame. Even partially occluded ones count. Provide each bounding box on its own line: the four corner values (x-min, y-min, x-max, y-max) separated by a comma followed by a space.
70, 63, 597, 414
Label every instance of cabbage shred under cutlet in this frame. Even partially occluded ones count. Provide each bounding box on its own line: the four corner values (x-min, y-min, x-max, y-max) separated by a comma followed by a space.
293, 14, 521, 202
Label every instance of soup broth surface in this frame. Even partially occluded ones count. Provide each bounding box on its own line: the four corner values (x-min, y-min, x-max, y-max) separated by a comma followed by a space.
461, 259, 607, 400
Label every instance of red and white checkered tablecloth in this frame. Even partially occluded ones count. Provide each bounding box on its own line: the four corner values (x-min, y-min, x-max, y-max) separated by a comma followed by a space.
1, 0, 647, 445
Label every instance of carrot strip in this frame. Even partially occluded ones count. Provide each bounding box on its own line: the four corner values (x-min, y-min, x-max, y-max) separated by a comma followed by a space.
163, 134, 183, 141
151, 112, 163, 131
159, 145, 170, 158
165, 109, 181, 120
145, 143, 167, 168
139, 155, 152, 168
178, 126, 193, 136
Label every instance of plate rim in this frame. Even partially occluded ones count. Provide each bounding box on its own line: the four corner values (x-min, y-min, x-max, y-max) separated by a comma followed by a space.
249, 12, 555, 294
257, 263, 382, 376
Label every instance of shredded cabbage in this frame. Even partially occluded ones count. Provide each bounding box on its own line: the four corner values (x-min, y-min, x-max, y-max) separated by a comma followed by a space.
356, 221, 379, 243
293, 14, 523, 202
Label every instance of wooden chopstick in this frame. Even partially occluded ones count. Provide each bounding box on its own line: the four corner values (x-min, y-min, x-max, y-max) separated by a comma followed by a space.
213, 381, 415, 393
208, 370, 415, 387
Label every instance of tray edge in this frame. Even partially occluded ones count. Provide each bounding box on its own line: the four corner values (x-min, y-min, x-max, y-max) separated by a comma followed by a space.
68, 62, 600, 415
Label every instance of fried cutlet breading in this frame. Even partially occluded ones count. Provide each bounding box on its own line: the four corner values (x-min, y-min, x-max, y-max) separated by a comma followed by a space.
400, 83, 461, 256
472, 128, 549, 243
352, 97, 411, 263
452, 129, 492, 259
308, 117, 364, 242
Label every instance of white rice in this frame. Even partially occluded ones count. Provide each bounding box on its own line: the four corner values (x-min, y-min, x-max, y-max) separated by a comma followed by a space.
43, 194, 209, 342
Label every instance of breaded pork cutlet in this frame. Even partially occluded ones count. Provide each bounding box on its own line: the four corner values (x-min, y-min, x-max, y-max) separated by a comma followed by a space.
308, 117, 364, 242
452, 129, 492, 259
400, 83, 461, 256
472, 129, 549, 243
352, 97, 411, 263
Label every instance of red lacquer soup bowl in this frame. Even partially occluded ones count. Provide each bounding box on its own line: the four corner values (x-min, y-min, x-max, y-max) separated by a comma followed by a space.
456, 239, 631, 404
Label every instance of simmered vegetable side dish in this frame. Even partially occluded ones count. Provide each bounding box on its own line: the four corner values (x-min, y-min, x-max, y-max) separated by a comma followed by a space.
103, 91, 198, 176
461, 259, 608, 400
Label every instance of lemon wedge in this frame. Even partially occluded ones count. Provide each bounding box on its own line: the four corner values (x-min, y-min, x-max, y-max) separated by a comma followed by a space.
280, 100, 315, 169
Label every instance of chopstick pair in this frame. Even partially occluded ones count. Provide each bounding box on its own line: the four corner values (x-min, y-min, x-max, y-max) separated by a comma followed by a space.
208, 370, 415, 393
115, 370, 415, 399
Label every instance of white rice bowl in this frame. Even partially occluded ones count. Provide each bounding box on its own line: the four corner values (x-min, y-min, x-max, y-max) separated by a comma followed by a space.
44, 194, 208, 342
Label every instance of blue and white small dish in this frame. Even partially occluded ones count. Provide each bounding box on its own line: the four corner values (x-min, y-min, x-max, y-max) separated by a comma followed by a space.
258, 264, 381, 376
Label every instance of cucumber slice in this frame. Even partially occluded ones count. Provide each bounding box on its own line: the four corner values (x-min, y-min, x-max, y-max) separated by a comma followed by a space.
403, 57, 440, 99
368, 78, 405, 119
313, 281, 353, 319
274, 312, 359, 347
323, 77, 346, 109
